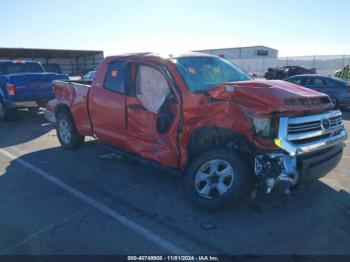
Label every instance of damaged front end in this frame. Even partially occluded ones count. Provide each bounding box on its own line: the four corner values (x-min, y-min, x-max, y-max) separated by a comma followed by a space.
255, 154, 299, 194
254, 110, 347, 194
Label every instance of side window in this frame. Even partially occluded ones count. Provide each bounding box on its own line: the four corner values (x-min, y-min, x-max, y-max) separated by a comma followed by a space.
135, 65, 171, 113
301, 78, 312, 85
324, 79, 334, 86
310, 78, 326, 86
104, 61, 127, 94
289, 78, 302, 85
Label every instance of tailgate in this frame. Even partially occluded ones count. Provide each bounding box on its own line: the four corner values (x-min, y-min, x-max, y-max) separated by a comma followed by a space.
9, 73, 68, 102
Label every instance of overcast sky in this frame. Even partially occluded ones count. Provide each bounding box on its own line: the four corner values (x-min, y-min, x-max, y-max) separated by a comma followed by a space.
1, 0, 349, 57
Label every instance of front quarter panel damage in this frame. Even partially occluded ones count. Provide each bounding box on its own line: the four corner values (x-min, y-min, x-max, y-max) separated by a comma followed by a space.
179, 92, 278, 169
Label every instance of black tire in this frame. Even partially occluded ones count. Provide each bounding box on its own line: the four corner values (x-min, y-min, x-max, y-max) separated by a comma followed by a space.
330, 96, 339, 109
56, 110, 84, 149
0, 101, 12, 121
184, 149, 252, 211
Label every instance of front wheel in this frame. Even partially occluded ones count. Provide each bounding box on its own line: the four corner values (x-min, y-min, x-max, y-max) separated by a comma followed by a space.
330, 96, 339, 109
184, 149, 252, 211
56, 110, 84, 149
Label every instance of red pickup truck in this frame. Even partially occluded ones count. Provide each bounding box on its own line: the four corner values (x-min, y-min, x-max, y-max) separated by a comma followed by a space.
45, 53, 348, 210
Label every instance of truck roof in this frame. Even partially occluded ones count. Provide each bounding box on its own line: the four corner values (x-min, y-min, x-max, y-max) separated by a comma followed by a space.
104, 52, 217, 64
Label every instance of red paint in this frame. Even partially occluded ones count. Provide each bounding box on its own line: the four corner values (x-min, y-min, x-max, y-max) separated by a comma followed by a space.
47, 53, 333, 170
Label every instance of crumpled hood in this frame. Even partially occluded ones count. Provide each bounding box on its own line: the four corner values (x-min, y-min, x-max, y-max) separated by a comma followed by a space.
207, 80, 333, 114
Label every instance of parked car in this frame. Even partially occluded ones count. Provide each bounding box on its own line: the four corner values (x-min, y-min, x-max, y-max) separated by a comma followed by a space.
43, 63, 62, 74
83, 70, 96, 81
0, 60, 69, 120
265, 66, 317, 80
285, 75, 350, 109
45, 53, 347, 210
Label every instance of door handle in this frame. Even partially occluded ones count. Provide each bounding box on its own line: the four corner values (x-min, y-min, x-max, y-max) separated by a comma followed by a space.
128, 104, 147, 111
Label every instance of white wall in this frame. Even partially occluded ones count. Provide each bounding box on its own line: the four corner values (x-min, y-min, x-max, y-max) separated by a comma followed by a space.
198, 46, 278, 59
229, 58, 278, 76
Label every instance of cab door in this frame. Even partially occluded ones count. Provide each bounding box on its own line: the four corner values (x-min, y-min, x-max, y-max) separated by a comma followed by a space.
125, 63, 181, 168
88, 60, 129, 148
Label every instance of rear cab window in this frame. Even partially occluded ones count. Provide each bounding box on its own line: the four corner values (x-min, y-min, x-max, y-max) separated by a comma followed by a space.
104, 61, 130, 94
0, 62, 44, 75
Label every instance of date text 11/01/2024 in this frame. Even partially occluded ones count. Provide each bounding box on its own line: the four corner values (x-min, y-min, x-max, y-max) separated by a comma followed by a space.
127, 256, 219, 261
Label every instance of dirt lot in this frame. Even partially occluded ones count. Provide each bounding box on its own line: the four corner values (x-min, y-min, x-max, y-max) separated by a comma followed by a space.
0, 109, 350, 256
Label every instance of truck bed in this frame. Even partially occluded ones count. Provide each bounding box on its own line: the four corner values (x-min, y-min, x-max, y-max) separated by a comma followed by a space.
51, 80, 93, 135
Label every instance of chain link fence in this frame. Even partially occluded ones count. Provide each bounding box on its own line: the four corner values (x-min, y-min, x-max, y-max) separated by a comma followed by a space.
229, 55, 350, 77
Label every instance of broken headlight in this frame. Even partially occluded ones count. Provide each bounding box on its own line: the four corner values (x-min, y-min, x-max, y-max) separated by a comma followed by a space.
253, 117, 276, 137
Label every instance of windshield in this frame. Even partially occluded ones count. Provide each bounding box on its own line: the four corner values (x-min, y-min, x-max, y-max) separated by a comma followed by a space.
174, 56, 252, 93
0, 62, 44, 75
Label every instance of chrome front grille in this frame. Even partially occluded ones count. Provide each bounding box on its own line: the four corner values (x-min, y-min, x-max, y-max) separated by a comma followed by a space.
275, 110, 347, 155
288, 120, 321, 134
329, 114, 342, 128
287, 113, 343, 135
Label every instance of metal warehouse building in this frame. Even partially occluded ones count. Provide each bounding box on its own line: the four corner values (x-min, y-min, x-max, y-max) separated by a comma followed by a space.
0, 47, 104, 75
194, 45, 278, 59
194, 46, 279, 75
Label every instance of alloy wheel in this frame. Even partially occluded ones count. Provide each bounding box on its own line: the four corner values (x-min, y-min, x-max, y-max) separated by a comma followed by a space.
195, 159, 235, 199
58, 119, 71, 144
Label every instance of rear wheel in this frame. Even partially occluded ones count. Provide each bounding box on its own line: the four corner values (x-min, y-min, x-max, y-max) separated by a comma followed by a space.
56, 110, 84, 149
184, 149, 251, 211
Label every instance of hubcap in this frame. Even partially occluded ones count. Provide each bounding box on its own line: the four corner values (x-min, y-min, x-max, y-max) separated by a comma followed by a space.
195, 159, 235, 199
58, 119, 71, 144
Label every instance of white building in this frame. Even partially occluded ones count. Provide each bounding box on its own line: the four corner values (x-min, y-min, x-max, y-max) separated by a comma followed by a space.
194, 46, 279, 76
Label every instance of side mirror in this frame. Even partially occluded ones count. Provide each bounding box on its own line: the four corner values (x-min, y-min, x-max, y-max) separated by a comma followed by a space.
167, 93, 177, 103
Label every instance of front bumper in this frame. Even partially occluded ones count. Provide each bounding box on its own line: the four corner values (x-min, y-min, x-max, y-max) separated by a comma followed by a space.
255, 143, 345, 193
298, 144, 343, 184
255, 110, 347, 193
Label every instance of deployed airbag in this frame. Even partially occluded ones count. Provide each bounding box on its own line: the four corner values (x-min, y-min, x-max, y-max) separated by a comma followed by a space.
136, 65, 170, 113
